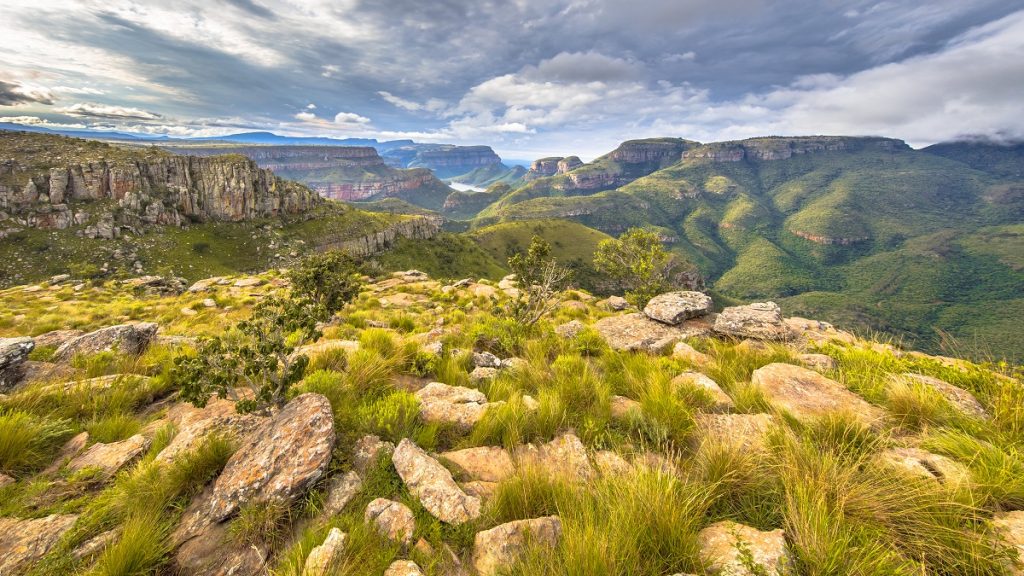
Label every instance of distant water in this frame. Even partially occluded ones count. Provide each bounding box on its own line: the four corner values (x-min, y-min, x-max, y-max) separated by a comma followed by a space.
448, 182, 486, 192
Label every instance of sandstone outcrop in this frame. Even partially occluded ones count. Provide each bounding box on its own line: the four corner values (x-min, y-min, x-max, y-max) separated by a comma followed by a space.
683, 136, 907, 163
673, 371, 733, 411
440, 446, 515, 483
594, 312, 713, 352
694, 413, 776, 451
392, 439, 481, 524
752, 363, 884, 425
52, 322, 159, 363
697, 520, 791, 576
0, 336, 34, 389
890, 373, 988, 419
473, 516, 562, 576
713, 302, 792, 341
365, 498, 416, 544
0, 514, 79, 574
516, 432, 594, 481
643, 291, 713, 325
155, 398, 262, 464
385, 560, 425, 576
302, 527, 347, 576
67, 434, 150, 478
414, 382, 492, 431
316, 215, 442, 257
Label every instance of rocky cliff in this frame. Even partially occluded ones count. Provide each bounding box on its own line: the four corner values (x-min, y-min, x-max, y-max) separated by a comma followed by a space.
0, 132, 320, 239
315, 215, 443, 256
390, 145, 502, 179
683, 136, 909, 162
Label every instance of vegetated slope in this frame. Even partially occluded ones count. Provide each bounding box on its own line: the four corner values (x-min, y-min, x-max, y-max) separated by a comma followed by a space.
0, 131, 438, 286
474, 136, 1024, 361
923, 140, 1024, 179
1, 269, 1022, 575
449, 163, 527, 188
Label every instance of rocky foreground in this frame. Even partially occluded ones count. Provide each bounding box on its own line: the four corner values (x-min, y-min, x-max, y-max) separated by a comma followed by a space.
0, 271, 1022, 575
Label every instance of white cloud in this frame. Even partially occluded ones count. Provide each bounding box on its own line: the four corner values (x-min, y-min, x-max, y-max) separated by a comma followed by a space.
662, 51, 696, 63
378, 91, 447, 113
54, 85, 106, 96
293, 111, 317, 121
305, 103, 316, 109
321, 65, 340, 78
58, 102, 163, 120
333, 111, 370, 125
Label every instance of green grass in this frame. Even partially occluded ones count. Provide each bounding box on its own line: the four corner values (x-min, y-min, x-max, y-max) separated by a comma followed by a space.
0, 409, 74, 475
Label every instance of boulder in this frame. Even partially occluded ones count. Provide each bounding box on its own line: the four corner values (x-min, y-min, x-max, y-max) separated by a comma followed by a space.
594, 313, 713, 353
302, 527, 347, 576
516, 432, 594, 481
156, 399, 262, 464
32, 329, 84, 349
672, 341, 712, 366
697, 520, 791, 576
473, 351, 502, 368
693, 413, 776, 452
713, 303, 792, 341
752, 363, 884, 426
67, 434, 150, 478
414, 382, 491, 431
52, 322, 159, 363
440, 446, 515, 483
890, 373, 988, 419
0, 514, 79, 574
555, 320, 586, 339
472, 516, 562, 576
877, 447, 970, 485
175, 519, 266, 576
672, 371, 733, 412
43, 431, 89, 474
352, 434, 395, 475
0, 336, 34, 389
610, 395, 642, 419
392, 439, 481, 524
798, 353, 837, 372
784, 317, 857, 346
365, 498, 416, 544
643, 291, 713, 325
173, 393, 335, 544
470, 366, 499, 382
385, 560, 425, 576
593, 450, 632, 476
601, 296, 630, 311
322, 472, 362, 518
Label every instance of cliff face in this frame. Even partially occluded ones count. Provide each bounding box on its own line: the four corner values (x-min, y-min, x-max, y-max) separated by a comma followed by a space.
683, 136, 909, 163
316, 215, 443, 256
399, 145, 502, 178
525, 156, 584, 181
312, 169, 438, 202
168, 145, 385, 170
0, 133, 320, 239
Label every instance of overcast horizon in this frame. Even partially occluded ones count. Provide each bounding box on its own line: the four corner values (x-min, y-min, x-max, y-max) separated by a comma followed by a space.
1, 0, 1023, 160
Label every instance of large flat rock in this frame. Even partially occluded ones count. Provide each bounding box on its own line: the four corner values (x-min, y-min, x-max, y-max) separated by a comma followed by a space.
53, 322, 158, 363
0, 514, 79, 574
643, 291, 713, 325
594, 313, 713, 352
752, 363, 884, 425
392, 438, 481, 524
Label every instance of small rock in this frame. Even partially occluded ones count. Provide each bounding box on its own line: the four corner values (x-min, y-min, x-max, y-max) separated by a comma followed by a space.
202, 298, 217, 308
501, 357, 528, 371
877, 447, 970, 485
180, 307, 198, 317
384, 560, 425, 576
233, 277, 264, 288
610, 395, 642, 418
470, 366, 499, 382
392, 439, 481, 524
798, 353, 837, 372
352, 435, 395, 476
672, 372, 733, 412
473, 516, 562, 576
516, 432, 594, 481
697, 520, 791, 576
72, 529, 118, 561
993, 511, 1024, 571
473, 351, 502, 368
440, 446, 515, 482
593, 450, 631, 476
890, 373, 988, 419
602, 296, 630, 310
521, 395, 540, 411
365, 498, 416, 544
594, 313, 713, 353
0, 472, 14, 489
555, 320, 586, 338
322, 472, 362, 518
643, 291, 713, 325
303, 527, 347, 576
67, 434, 150, 478
0, 336, 34, 390
693, 413, 776, 452
414, 382, 491, 431
713, 302, 792, 341
672, 341, 712, 366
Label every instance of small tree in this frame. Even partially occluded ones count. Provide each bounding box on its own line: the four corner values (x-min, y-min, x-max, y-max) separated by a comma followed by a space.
593, 227, 682, 308
504, 236, 571, 325
287, 250, 363, 313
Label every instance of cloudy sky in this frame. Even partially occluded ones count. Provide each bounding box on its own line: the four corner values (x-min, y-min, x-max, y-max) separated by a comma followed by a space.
1, 0, 1022, 159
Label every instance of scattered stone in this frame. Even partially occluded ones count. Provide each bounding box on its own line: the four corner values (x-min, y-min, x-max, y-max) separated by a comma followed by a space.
385, 560, 425, 576
521, 394, 540, 411
173, 393, 335, 544
473, 351, 502, 368
188, 277, 224, 292
174, 520, 266, 575
643, 291, 713, 325
470, 366, 499, 382
891, 373, 988, 419
672, 341, 712, 366
156, 399, 261, 465
472, 284, 497, 298
441, 446, 515, 482
32, 329, 84, 349
672, 371, 733, 412
593, 450, 631, 476
322, 472, 362, 518
561, 300, 588, 313
0, 514, 79, 574
473, 516, 562, 576
784, 317, 857, 346
233, 277, 264, 288
610, 395, 642, 418
877, 447, 970, 485
0, 472, 14, 489
180, 307, 198, 317
501, 357, 528, 371
555, 320, 586, 338
414, 382, 491, 431
365, 498, 416, 544
52, 322, 159, 363
698, 520, 791, 576
602, 296, 630, 311
693, 413, 776, 452
352, 434, 395, 476
516, 432, 594, 481
752, 363, 884, 426
798, 353, 837, 372
202, 298, 217, 308
594, 313, 713, 353
43, 431, 89, 474
392, 439, 481, 524
67, 434, 150, 478
292, 339, 360, 360
50, 273, 71, 284
0, 336, 34, 389
303, 527, 347, 576
713, 302, 792, 341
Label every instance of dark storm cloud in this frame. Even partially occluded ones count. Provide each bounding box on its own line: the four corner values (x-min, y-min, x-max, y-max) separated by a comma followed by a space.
0, 80, 54, 106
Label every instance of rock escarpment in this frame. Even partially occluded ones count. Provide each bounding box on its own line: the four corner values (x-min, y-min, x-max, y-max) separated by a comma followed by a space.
683, 135, 908, 163
0, 132, 320, 239
404, 145, 502, 178
315, 215, 442, 257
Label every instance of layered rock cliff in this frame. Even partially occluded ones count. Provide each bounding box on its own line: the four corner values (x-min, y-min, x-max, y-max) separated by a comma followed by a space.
316, 215, 443, 256
386, 144, 503, 179
683, 136, 909, 163
0, 132, 320, 239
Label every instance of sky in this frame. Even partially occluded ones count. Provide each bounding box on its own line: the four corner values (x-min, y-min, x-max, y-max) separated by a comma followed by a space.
0, 0, 1023, 160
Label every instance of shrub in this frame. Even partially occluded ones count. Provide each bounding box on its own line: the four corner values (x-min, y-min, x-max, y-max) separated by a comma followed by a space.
288, 250, 363, 313
504, 236, 571, 326
593, 227, 689, 308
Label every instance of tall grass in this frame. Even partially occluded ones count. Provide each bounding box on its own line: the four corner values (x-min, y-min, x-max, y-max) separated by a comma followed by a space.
0, 409, 73, 475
